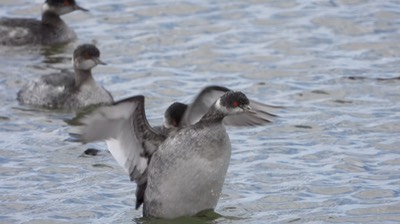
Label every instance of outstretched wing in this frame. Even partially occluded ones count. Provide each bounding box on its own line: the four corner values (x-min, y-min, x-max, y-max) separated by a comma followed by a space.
223, 99, 280, 126
69, 95, 166, 181
181, 86, 229, 126
182, 85, 281, 126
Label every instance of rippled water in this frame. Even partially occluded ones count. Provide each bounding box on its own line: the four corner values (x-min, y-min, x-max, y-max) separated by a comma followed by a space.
1, 0, 400, 223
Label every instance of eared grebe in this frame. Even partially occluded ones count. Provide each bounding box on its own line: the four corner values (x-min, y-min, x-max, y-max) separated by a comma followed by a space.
0, 0, 88, 46
156, 85, 280, 137
180, 85, 280, 127
17, 44, 113, 110
70, 90, 275, 219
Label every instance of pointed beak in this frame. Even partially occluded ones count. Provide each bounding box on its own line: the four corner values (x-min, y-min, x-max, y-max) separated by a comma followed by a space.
241, 105, 256, 114
93, 57, 107, 65
74, 4, 89, 12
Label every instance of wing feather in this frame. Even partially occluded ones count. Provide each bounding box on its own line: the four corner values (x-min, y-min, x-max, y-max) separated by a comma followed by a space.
69, 95, 165, 181
182, 85, 281, 127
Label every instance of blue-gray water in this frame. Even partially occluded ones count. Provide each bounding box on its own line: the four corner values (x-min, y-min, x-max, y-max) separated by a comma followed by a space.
1, 0, 400, 223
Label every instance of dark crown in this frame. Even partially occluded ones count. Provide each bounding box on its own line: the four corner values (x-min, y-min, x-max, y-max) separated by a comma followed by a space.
219, 91, 249, 109
165, 102, 188, 126
46, 0, 76, 6
73, 44, 100, 59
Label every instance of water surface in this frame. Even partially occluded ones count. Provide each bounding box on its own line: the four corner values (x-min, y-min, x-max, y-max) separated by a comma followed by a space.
1, 0, 400, 223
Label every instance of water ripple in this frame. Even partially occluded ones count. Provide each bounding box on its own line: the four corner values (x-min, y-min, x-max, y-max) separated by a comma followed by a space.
1, 0, 400, 223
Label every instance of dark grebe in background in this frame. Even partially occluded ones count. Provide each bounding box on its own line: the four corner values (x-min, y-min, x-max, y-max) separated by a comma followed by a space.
0, 0, 88, 46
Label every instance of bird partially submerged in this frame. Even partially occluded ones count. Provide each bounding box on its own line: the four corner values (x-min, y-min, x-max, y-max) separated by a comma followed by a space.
0, 0, 88, 46
69, 87, 279, 219
17, 44, 113, 110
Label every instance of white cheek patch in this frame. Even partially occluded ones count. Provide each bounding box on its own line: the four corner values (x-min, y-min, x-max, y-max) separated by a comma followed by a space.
215, 98, 246, 114
76, 59, 97, 70
215, 99, 229, 114
57, 6, 75, 15
233, 107, 244, 114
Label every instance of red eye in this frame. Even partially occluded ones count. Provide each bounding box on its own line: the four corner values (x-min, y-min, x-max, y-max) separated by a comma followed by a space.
233, 101, 239, 107
64, 0, 70, 6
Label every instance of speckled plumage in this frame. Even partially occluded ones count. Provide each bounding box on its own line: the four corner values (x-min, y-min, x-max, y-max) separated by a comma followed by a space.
17, 44, 113, 110
70, 90, 275, 219
144, 120, 231, 218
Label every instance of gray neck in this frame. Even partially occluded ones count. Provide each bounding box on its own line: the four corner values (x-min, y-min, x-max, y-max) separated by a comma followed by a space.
198, 105, 225, 124
41, 11, 66, 27
74, 68, 94, 88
